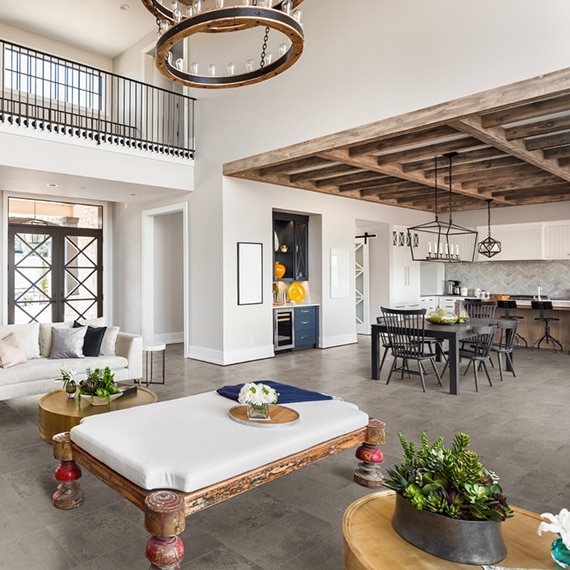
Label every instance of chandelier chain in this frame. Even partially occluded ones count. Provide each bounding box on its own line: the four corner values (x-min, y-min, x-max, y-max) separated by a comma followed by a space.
260, 27, 270, 69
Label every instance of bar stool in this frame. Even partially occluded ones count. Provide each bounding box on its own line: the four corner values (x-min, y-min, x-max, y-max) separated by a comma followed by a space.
497, 300, 527, 347
531, 301, 562, 352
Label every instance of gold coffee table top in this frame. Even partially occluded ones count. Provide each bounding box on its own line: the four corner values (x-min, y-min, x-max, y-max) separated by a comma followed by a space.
343, 491, 555, 569
39, 386, 158, 443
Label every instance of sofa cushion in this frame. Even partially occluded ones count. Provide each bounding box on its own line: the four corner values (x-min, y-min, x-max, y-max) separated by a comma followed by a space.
39, 322, 72, 357
100, 326, 119, 355
76, 318, 119, 355
0, 333, 27, 368
73, 322, 107, 356
0, 355, 129, 388
0, 323, 40, 360
50, 327, 87, 359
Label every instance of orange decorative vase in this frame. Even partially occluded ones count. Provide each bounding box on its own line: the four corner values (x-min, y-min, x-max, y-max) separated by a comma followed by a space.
274, 261, 286, 279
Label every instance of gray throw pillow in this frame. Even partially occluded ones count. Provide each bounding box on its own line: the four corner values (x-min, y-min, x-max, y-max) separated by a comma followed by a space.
49, 326, 87, 359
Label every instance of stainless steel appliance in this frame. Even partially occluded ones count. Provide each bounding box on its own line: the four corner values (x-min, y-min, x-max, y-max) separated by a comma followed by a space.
274, 308, 295, 351
447, 280, 462, 295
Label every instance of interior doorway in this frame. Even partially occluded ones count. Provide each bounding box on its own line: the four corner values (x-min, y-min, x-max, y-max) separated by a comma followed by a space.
142, 203, 189, 357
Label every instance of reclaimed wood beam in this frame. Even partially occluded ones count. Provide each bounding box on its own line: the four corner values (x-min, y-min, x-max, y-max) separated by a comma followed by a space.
480, 93, 570, 127
504, 115, 570, 141
401, 147, 503, 173
348, 125, 459, 156
375, 137, 483, 165
451, 115, 570, 183
525, 131, 570, 151
289, 163, 356, 182
259, 156, 332, 176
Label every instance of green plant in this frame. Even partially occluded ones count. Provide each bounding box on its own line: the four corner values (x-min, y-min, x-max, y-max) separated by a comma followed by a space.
57, 365, 76, 389
79, 366, 119, 403
384, 432, 513, 522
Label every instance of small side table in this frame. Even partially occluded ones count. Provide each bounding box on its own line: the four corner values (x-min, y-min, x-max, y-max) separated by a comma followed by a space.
144, 344, 166, 386
39, 387, 158, 443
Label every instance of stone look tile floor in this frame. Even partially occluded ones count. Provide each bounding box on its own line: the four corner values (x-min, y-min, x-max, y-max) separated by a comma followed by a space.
0, 337, 568, 569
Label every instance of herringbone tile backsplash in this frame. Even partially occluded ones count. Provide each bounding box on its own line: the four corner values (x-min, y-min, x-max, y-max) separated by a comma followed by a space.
445, 260, 570, 298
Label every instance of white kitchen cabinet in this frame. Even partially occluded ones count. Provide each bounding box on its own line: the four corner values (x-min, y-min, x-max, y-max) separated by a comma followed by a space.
438, 296, 458, 312
476, 222, 543, 261
390, 226, 421, 305
420, 296, 437, 313
544, 222, 570, 259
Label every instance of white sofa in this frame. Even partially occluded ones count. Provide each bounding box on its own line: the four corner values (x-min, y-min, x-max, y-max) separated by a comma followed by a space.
0, 321, 143, 401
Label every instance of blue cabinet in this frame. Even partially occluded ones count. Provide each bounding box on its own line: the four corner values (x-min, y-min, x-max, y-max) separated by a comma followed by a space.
293, 305, 319, 350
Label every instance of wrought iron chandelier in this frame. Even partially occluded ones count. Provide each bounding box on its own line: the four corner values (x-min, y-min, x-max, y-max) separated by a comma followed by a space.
140, 0, 305, 89
407, 153, 478, 263
477, 199, 502, 258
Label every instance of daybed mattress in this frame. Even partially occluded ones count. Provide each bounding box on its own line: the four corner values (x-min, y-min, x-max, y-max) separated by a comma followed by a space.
70, 391, 369, 493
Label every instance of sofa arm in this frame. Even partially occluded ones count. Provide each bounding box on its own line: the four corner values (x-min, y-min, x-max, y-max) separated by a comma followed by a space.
115, 332, 143, 380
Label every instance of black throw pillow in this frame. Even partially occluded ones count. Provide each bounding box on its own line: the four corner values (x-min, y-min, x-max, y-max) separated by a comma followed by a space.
73, 321, 107, 357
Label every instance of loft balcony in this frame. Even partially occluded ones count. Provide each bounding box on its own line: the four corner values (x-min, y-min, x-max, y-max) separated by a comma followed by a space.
0, 39, 195, 161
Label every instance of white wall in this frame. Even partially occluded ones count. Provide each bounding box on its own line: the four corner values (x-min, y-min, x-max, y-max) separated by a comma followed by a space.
154, 211, 184, 342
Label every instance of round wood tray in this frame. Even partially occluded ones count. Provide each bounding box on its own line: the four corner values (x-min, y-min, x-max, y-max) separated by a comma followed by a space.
228, 404, 300, 428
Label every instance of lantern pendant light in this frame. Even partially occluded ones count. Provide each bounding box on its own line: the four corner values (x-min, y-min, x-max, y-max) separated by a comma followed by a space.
477, 199, 502, 258
407, 153, 478, 263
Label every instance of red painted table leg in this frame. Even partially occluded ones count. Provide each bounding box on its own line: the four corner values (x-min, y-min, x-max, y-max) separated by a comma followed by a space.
354, 419, 386, 487
52, 432, 84, 509
145, 491, 186, 570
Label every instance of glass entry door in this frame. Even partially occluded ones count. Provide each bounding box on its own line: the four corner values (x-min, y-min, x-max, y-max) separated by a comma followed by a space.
8, 225, 103, 323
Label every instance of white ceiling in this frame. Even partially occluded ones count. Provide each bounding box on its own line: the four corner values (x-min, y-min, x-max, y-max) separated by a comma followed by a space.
0, 0, 154, 59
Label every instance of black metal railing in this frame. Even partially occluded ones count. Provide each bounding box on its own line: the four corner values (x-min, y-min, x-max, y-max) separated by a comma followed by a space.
0, 39, 195, 159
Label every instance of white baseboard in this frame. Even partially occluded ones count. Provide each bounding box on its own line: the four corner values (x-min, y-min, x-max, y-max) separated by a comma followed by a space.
187, 344, 275, 366
319, 332, 358, 349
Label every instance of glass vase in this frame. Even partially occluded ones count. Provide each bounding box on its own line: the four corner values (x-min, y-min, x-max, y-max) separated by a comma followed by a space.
247, 403, 270, 421
65, 384, 77, 399
551, 538, 570, 569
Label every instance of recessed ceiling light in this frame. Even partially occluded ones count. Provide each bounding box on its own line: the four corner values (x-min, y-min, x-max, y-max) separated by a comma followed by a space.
120, 4, 130, 10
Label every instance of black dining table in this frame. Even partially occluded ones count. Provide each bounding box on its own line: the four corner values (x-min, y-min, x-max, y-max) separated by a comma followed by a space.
371, 319, 516, 395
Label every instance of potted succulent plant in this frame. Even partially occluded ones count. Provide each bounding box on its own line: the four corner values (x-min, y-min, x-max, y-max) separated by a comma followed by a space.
79, 366, 121, 407
384, 431, 513, 565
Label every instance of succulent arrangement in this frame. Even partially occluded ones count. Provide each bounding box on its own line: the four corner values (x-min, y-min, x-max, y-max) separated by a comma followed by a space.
79, 366, 120, 403
384, 432, 513, 522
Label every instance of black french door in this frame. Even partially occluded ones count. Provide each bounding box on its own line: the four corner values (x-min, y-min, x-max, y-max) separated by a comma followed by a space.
8, 224, 103, 324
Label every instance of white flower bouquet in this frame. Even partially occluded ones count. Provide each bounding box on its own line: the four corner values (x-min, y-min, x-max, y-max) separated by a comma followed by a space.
538, 507, 570, 548
238, 382, 279, 406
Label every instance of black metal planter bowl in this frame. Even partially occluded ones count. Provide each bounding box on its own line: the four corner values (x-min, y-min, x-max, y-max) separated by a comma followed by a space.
391, 492, 507, 565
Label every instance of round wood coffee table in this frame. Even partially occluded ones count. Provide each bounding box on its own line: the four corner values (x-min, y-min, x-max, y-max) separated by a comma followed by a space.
39, 386, 158, 443
343, 490, 554, 569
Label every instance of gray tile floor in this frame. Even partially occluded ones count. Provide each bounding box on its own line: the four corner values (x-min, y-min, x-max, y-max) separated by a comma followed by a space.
0, 337, 568, 569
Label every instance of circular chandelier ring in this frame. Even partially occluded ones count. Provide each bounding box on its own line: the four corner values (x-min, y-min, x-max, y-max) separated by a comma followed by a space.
155, 7, 304, 88
140, 0, 305, 23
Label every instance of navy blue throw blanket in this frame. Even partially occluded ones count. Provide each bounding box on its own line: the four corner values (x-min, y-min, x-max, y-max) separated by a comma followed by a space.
217, 381, 335, 404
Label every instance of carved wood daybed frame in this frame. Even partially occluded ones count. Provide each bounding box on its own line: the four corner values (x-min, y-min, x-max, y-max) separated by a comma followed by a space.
51, 418, 385, 569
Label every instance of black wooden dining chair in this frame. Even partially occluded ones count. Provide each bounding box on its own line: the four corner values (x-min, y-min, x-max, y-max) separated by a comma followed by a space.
442, 324, 498, 392
380, 307, 443, 392
463, 301, 497, 320
374, 316, 393, 380
489, 319, 518, 382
